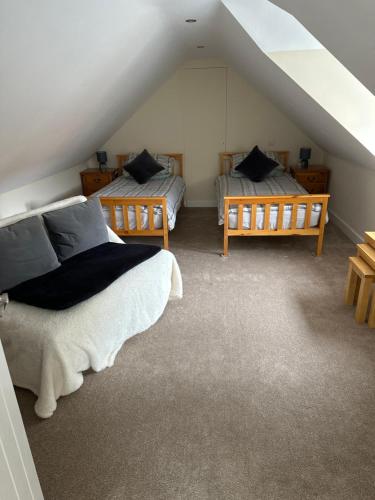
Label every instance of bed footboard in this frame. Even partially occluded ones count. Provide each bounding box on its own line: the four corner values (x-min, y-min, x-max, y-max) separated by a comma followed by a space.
100, 197, 169, 250
223, 194, 330, 256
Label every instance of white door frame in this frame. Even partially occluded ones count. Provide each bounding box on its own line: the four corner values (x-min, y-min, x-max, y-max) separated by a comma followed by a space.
0, 340, 43, 500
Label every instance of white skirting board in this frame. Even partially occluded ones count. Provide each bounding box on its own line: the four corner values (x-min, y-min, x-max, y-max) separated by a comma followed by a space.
329, 210, 363, 244
184, 200, 217, 207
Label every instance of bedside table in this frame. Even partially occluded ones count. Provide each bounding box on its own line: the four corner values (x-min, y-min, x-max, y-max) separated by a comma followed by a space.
80, 168, 121, 196
290, 165, 330, 194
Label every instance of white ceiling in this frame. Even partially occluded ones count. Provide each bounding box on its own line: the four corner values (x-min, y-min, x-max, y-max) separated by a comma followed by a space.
0, 0, 374, 194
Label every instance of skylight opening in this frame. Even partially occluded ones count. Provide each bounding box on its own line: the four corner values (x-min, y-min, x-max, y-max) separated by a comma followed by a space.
223, 0, 375, 155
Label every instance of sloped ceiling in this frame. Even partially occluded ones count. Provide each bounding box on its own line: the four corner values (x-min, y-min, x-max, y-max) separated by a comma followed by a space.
1, 0, 374, 194
273, 0, 375, 95
217, 1, 375, 170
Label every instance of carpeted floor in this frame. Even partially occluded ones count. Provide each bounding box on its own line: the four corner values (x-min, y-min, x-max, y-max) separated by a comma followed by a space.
16, 208, 375, 500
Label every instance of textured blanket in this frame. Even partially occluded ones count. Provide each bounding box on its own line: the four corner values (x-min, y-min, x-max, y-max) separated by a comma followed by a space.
7, 243, 161, 310
0, 248, 182, 418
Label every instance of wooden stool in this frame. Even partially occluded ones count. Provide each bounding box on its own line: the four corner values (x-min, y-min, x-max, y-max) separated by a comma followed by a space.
344, 256, 375, 324
370, 293, 375, 328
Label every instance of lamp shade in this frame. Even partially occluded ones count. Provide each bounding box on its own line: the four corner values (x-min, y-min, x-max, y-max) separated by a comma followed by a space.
299, 147, 311, 161
96, 151, 107, 164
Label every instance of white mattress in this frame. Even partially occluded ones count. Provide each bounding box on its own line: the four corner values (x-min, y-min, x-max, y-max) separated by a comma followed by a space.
216, 174, 326, 230
92, 175, 186, 231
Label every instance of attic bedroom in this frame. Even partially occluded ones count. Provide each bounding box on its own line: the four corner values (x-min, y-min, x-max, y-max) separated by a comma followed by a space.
1, 1, 375, 499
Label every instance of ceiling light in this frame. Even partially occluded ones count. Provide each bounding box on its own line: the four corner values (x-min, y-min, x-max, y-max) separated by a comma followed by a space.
185, 19, 197, 23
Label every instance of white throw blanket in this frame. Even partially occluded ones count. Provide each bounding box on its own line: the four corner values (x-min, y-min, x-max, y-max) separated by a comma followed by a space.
1, 249, 182, 418
0, 196, 183, 418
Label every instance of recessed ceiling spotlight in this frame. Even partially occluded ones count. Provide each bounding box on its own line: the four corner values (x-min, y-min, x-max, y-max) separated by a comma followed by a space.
185, 18, 197, 23
197, 45, 205, 49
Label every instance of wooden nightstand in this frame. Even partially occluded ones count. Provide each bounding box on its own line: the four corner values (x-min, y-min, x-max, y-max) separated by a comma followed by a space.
80, 168, 121, 196
290, 165, 330, 194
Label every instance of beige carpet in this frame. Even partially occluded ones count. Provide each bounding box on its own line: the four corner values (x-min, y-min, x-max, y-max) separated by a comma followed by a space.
16, 208, 375, 500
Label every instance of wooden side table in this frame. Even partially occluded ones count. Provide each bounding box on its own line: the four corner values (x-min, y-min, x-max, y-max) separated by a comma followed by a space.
80, 168, 121, 196
290, 165, 330, 194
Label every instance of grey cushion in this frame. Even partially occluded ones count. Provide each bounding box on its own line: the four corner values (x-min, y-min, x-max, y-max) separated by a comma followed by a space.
43, 198, 109, 261
0, 216, 60, 292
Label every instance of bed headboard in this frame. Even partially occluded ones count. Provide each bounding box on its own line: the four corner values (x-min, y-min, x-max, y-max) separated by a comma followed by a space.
219, 151, 289, 175
116, 153, 184, 177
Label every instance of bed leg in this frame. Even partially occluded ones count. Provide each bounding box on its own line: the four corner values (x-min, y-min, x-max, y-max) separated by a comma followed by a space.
316, 199, 328, 256
223, 233, 229, 256
164, 230, 169, 250
316, 231, 325, 256
161, 198, 169, 250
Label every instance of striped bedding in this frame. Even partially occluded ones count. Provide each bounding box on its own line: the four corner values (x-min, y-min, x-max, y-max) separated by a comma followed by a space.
92, 175, 185, 231
216, 174, 326, 230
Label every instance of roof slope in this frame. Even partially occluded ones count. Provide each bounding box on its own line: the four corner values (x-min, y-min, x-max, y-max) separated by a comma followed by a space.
0, 0, 374, 194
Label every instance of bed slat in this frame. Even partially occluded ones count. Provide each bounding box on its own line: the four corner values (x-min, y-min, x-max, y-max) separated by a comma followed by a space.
291, 204, 298, 230
238, 204, 243, 230
277, 203, 284, 230
110, 204, 117, 231
122, 205, 129, 231
251, 204, 257, 230
148, 205, 155, 231
135, 205, 142, 230
264, 204, 271, 231
304, 203, 312, 229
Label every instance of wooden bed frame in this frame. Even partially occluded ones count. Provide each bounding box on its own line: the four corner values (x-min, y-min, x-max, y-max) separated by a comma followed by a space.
219, 152, 330, 256
99, 153, 183, 250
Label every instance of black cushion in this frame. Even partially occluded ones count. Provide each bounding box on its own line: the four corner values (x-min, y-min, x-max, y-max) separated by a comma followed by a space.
43, 198, 109, 262
0, 216, 60, 292
236, 146, 278, 182
124, 149, 163, 184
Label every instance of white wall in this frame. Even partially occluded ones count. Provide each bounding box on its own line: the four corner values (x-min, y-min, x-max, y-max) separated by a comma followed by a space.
0, 163, 86, 218
327, 155, 375, 242
102, 59, 324, 205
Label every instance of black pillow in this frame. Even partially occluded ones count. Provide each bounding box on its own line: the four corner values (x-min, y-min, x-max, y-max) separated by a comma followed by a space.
124, 149, 163, 184
43, 198, 109, 262
236, 146, 278, 182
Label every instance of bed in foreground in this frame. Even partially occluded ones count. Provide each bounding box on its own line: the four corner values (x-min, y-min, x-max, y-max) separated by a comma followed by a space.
0, 197, 183, 418
217, 151, 330, 256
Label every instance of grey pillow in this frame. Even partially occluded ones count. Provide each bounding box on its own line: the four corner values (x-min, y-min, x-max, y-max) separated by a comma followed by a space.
0, 216, 60, 292
43, 198, 109, 261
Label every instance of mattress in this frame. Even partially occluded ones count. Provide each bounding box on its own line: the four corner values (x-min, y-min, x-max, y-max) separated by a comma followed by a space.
92, 175, 186, 231
216, 174, 327, 230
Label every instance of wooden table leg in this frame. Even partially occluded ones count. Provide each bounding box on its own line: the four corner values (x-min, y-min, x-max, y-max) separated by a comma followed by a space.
369, 292, 375, 328
344, 262, 359, 305
355, 277, 373, 323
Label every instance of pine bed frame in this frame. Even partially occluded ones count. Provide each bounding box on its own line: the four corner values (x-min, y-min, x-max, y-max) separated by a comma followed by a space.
99, 153, 183, 250
219, 152, 330, 256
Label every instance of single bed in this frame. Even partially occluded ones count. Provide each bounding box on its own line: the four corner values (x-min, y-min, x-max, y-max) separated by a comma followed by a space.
95, 153, 185, 250
217, 151, 330, 256
0, 197, 183, 418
